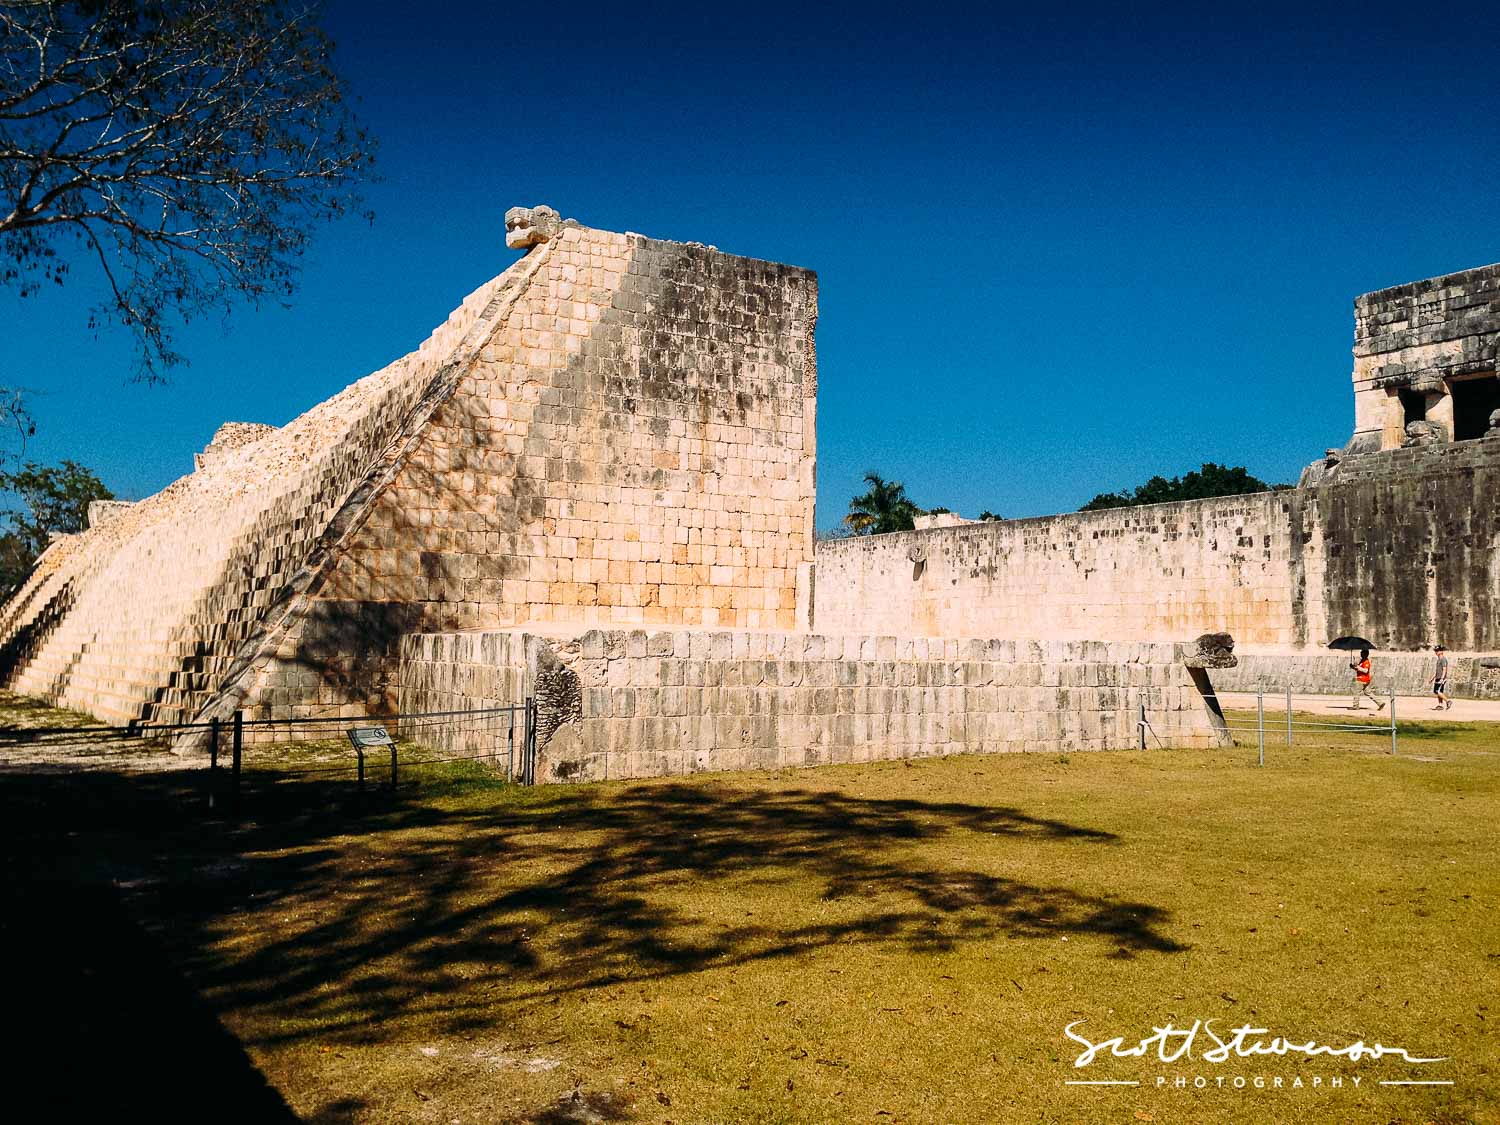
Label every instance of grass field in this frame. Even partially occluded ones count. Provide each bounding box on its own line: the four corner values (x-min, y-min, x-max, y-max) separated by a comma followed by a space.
3, 704, 1497, 1123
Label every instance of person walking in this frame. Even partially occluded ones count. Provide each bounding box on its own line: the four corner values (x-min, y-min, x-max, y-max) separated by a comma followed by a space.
1432, 644, 1452, 711
1350, 647, 1384, 710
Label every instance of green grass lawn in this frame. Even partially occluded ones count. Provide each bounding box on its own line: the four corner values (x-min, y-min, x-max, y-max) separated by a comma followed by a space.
3, 706, 1498, 1123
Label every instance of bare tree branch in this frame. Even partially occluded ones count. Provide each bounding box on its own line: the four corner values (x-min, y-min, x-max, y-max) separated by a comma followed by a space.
1, 0, 376, 383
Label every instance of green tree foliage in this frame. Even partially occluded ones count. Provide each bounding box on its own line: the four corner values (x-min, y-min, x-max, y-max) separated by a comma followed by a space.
843, 472, 920, 535
1080, 462, 1283, 512
0, 459, 113, 587
1, 0, 376, 381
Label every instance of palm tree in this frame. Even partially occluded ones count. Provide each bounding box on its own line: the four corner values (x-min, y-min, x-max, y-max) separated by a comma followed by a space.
844, 472, 920, 535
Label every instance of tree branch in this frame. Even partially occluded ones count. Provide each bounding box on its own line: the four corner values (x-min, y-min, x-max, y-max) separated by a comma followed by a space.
1, 0, 375, 379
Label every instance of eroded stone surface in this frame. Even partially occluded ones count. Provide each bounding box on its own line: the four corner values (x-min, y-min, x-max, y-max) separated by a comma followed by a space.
193, 422, 277, 471
503, 204, 564, 250
1183, 632, 1237, 670
399, 628, 1228, 782
1402, 419, 1448, 447
0, 215, 818, 728
1348, 263, 1500, 452
85, 500, 134, 530
811, 440, 1500, 652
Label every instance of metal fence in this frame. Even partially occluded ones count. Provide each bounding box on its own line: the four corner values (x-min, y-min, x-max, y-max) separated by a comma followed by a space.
0, 700, 539, 806
1201, 686, 1400, 764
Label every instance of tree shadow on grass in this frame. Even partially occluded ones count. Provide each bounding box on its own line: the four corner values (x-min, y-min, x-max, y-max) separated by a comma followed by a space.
0, 763, 1185, 1107
159, 774, 1173, 1035
0, 865, 299, 1122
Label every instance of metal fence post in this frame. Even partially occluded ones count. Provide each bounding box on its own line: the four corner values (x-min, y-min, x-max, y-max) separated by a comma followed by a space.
231, 710, 243, 807
1257, 689, 1265, 767
508, 706, 515, 782
1390, 688, 1398, 755
208, 716, 220, 811
1138, 696, 1146, 750
524, 695, 536, 785
1285, 685, 1292, 747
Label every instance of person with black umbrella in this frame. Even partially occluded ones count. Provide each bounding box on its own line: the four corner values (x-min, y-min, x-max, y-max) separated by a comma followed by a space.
1350, 647, 1385, 711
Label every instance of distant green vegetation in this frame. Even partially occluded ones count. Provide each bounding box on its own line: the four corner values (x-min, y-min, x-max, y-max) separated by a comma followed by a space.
1080, 461, 1290, 511
835, 461, 1289, 533
842, 472, 920, 535
0, 459, 115, 588
839, 473, 1003, 536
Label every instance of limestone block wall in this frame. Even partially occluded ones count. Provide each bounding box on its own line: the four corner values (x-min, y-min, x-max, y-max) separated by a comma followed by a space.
813, 439, 1500, 655
250, 225, 818, 717
194, 422, 277, 471
1299, 440, 1500, 652
84, 500, 134, 529
0, 217, 818, 728
0, 249, 545, 725
1351, 263, 1500, 451
398, 627, 1228, 784
814, 492, 1300, 645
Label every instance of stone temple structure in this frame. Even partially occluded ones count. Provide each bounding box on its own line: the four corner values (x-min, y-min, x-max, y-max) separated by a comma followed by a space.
0, 208, 818, 730
1, 210, 1494, 779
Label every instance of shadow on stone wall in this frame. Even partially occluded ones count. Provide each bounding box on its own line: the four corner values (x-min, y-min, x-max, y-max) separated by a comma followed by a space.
0, 578, 75, 690
193, 435, 548, 726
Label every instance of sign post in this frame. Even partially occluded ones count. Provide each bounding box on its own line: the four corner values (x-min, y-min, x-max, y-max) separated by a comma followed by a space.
347, 725, 396, 788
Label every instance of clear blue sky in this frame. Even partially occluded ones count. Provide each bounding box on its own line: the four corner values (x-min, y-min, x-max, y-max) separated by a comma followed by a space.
5, 0, 1499, 528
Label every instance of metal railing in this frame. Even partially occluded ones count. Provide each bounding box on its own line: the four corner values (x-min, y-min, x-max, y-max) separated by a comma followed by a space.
1202, 686, 1399, 765
0, 699, 540, 804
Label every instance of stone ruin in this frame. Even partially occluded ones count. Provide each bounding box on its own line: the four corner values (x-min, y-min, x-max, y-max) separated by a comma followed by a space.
0, 209, 819, 738
1347, 263, 1500, 451
193, 421, 277, 471
810, 262, 1500, 700
0, 205, 1227, 774
4, 209, 1496, 777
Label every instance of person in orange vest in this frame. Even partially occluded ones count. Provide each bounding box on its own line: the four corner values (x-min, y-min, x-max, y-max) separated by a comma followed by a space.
1349, 647, 1385, 710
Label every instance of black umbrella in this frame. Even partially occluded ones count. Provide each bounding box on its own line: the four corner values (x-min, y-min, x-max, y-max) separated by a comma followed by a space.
1327, 635, 1376, 651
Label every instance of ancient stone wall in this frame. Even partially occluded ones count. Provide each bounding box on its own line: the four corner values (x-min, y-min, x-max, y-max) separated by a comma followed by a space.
193, 422, 277, 471
1303, 440, 1500, 651
814, 492, 1300, 644
813, 439, 1500, 653
0, 255, 513, 725
246, 224, 818, 718
84, 500, 134, 529
1350, 263, 1500, 452
0, 215, 817, 727
398, 627, 1227, 783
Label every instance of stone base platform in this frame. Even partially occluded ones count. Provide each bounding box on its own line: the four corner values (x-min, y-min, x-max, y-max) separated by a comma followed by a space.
398, 628, 1231, 784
